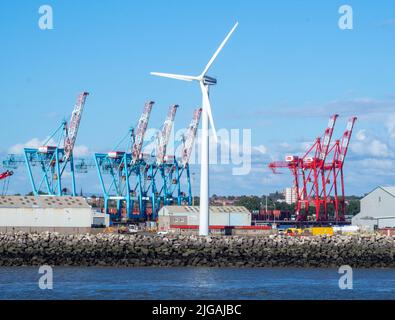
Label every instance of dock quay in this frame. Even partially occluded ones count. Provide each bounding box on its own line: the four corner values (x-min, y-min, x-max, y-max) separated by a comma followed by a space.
0, 232, 393, 268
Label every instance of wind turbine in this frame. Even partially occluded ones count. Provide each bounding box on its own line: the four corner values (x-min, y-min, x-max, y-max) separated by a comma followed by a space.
151, 22, 238, 236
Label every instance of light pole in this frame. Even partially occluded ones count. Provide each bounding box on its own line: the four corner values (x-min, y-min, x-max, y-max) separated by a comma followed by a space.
192, 172, 196, 206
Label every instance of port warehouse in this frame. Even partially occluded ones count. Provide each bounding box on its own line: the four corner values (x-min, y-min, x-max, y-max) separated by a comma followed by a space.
0, 196, 108, 233
352, 186, 395, 231
157, 206, 273, 235
158, 206, 251, 227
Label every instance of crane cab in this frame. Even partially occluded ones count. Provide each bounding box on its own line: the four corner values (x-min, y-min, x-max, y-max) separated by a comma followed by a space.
38, 146, 57, 154
108, 151, 125, 159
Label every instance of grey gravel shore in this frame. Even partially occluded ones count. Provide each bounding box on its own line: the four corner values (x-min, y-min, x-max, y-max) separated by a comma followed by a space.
0, 232, 394, 268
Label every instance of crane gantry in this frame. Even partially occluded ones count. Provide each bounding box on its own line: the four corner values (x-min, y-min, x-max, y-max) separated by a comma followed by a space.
149, 105, 179, 216
93, 103, 201, 223
94, 101, 155, 220
176, 107, 202, 205
152, 107, 202, 213
6, 92, 90, 196
0, 170, 14, 195
268, 115, 357, 222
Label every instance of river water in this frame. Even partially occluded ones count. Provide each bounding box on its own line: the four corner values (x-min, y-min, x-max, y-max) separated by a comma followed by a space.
0, 267, 394, 300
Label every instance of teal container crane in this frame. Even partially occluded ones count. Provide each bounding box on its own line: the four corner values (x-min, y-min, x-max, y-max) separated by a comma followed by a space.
94, 101, 154, 221
3, 92, 89, 196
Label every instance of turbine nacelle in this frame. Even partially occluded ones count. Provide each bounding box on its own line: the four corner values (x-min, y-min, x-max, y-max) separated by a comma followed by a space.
202, 75, 217, 86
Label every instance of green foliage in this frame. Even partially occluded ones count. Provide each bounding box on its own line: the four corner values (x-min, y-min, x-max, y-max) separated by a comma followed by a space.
234, 196, 262, 212
230, 194, 360, 216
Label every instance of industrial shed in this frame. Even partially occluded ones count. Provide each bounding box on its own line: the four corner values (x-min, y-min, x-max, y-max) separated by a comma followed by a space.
0, 196, 107, 233
352, 186, 395, 231
158, 206, 251, 232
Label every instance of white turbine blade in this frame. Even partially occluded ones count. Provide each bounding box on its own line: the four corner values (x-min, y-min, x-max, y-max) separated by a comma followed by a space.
150, 72, 198, 82
200, 82, 218, 143
201, 22, 239, 76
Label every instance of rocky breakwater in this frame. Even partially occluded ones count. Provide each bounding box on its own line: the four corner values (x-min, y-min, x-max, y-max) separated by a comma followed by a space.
0, 232, 394, 267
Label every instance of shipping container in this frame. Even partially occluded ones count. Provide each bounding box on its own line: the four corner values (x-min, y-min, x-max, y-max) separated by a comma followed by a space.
311, 227, 334, 236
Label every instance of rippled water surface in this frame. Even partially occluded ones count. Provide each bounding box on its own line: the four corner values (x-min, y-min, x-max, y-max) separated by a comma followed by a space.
0, 267, 394, 300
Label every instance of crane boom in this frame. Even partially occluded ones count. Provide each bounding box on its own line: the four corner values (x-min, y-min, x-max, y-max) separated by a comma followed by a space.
132, 101, 155, 163
156, 105, 178, 165
268, 161, 291, 174
64, 92, 89, 161
181, 108, 202, 167
337, 116, 357, 164
0, 170, 13, 180
318, 114, 338, 161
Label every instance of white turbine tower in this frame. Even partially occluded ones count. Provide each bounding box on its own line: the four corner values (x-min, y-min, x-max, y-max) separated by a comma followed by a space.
151, 22, 238, 236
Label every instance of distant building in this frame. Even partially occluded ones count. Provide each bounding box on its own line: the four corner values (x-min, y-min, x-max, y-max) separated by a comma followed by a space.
158, 206, 251, 234
210, 196, 237, 206
284, 187, 298, 204
0, 196, 109, 233
269, 191, 285, 201
352, 186, 395, 231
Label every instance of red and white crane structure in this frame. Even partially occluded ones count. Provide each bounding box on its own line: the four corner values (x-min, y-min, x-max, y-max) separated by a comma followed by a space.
150, 104, 179, 211
268, 115, 356, 222
181, 108, 202, 168
64, 92, 89, 161
175, 107, 203, 205
0, 170, 13, 181
23, 92, 89, 196
153, 107, 202, 209
156, 105, 179, 166
297, 114, 339, 221
322, 116, 357, 221
132, 101, 155, 164
94, 101, 155, 219
0, 170, 13, 196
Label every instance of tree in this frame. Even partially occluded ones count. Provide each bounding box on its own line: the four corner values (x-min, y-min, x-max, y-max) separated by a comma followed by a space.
235, 196, 261, 212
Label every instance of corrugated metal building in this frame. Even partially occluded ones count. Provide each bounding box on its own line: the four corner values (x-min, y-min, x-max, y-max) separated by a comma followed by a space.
352, 186, 395, 231
158, 206, 251, 231
0, 196, 109, 233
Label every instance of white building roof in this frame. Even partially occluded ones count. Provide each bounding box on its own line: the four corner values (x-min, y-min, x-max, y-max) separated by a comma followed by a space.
159, 206, 250, 215
380, 186, 395, 197
0, 196, 91, 209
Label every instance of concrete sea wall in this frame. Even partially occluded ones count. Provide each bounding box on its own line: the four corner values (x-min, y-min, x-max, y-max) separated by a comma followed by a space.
0, 232, 394, 268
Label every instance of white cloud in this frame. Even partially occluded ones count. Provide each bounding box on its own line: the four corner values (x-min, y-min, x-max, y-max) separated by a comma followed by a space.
355, 129, 366, 141
73, 145, 90, 157
8, 138, 56, 154
8, 138, 90, 158
351, 133, 391, 158
386, 115, 395, 139
355, 158, 394, 171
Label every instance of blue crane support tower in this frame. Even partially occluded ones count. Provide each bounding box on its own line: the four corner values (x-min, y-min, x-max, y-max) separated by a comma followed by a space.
23, 92, 89, 196
151, 107, 202, 213
174, 107, 202, 205
94, 101, 154, 222
148, 104, 179, 217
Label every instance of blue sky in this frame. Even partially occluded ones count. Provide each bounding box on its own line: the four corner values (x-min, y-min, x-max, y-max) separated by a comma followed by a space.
1, 0, 395, 196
